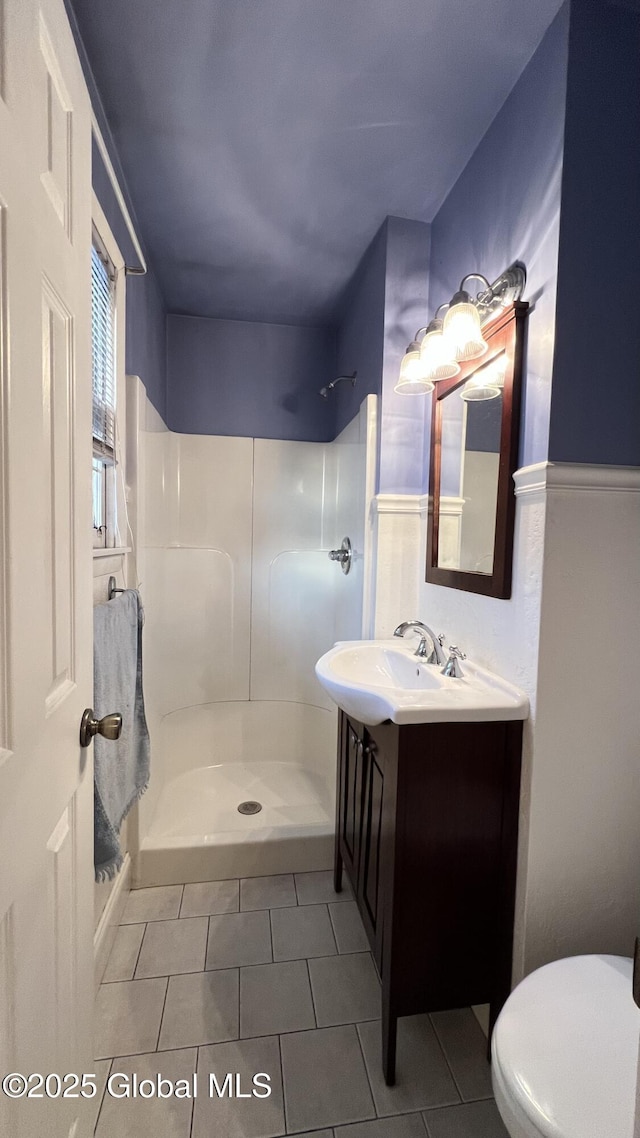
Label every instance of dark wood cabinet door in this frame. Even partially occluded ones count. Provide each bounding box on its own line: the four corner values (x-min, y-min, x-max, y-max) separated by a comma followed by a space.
338, 717, 364, 885
360, 740, 384, 929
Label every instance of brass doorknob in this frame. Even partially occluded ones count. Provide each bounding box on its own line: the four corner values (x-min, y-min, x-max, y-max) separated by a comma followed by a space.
79, 708, 123, 748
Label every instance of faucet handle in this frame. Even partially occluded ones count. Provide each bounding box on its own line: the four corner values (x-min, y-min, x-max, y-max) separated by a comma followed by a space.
442, 645, 466, 679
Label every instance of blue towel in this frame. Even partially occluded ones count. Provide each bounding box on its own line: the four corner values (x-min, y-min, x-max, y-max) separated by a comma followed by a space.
93, 590, 150, 882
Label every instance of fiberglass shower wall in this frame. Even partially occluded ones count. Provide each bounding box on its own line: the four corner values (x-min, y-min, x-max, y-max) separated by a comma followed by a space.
133, 386, 376, 848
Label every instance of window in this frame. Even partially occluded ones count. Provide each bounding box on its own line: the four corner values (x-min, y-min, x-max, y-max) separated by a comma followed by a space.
91, 240, 117, 546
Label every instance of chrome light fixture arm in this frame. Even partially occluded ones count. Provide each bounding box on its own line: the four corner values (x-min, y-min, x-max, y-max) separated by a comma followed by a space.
461, 262, 526, 323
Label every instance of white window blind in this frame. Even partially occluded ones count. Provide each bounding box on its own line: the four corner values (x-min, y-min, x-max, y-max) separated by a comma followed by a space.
91, 244, 116, 459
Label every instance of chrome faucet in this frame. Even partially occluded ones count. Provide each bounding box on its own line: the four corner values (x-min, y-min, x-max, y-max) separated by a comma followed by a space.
393, 620, 447, 666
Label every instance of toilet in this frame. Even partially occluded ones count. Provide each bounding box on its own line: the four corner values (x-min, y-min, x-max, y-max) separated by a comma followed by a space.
492, 954, 639, 1138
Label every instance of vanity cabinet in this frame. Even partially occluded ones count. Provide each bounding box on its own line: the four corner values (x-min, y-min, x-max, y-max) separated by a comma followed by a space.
334, 710, 522, 1085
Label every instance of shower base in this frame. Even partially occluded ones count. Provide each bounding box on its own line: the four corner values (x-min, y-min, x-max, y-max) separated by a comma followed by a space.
138, 760, 335, 886
136, 700, 337, 886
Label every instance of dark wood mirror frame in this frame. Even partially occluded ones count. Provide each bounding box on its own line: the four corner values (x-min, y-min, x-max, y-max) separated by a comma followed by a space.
426, 300, 528, 599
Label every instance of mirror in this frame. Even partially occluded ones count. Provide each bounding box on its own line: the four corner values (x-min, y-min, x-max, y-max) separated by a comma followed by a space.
426, 302, 528, 598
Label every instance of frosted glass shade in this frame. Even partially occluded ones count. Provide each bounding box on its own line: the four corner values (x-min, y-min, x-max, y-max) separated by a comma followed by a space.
419, 327, 460, 381
395, 348, 434, 395
460, 379, 501, 401
460, 352, 505, 401
443, 301, 488, 362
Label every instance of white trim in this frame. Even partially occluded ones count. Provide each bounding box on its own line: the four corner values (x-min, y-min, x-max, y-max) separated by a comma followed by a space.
361, 395, 378, 639
91, 111, 147, 275
438, 495, 465, 518
374, 493, 429, 515
92, 192, 129, 550
546, 462, 640, 492
93, 545, 131, 559
93, 852, 131, 990
513, 462, 548, 499
515, 461, 640, 497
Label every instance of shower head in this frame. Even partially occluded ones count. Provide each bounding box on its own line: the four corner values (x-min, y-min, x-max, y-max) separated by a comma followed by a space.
318, 371, 357, 399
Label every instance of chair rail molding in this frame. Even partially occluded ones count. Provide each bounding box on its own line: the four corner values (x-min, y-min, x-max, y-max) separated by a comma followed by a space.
515, 461, 640, 498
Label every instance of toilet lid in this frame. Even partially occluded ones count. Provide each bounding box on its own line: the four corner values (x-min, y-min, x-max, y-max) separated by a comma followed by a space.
492, 955, 639, 1138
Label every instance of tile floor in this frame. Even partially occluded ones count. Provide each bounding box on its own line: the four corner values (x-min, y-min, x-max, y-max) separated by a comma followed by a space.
92, 871, 509, 1137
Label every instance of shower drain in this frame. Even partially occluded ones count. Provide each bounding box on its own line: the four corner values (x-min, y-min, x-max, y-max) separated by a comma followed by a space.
237, 800, 262, 815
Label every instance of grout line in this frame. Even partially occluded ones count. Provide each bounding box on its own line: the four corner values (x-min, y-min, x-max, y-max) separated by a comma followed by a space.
101, 923, 146, 983
205, 914, 211, 970
110, 968, 209, 984
428, 1013, 463, 1103
268, 908, 275, 963
239, 1013, 382, 1044
235, 966, 241, 1042
324, 902, 339, 955
353, 1020, 378, 1119
277, 1032, 287, 1134
102, 1042, 208, 1059
327, 903, 338, 949
305, 957, 318, 1029
452, 1091, 496, 1104
121, 914, 181, 923
189, 1047, 200, 1138
154, 976, 170, 1052
93, 1059, 113, 1133
131, 921, 147, 979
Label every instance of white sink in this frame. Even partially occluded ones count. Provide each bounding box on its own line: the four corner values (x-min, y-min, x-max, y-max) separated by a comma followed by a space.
315, 640, 529, 726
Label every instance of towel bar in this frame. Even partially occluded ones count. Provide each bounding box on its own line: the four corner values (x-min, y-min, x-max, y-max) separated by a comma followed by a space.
108, 575, 126, 601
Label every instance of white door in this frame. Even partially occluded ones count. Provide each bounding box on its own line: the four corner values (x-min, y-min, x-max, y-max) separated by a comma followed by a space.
0, 1, 94, 1136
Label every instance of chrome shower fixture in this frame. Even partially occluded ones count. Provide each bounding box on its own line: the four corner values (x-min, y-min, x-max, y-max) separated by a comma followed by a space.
319, 371, 357, 398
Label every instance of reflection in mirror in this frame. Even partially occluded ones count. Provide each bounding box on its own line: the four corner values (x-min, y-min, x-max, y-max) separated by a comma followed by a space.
437, 352, 505, 574
427, 302, 528, 599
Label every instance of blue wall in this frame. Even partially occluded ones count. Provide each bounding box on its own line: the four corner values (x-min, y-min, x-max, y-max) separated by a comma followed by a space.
333, 214, 432, 490
166, 315, 336, 441
548, 0, 640, 466
427, 4, 570, 475
379, 216, 431, 494
333, 222, 388, 435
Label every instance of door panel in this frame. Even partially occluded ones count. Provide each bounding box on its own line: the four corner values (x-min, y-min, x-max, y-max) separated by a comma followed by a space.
340, 718, 363, 883
43, 279, 76, 713
361, 749, 384, 931
0, 2, 93, 1135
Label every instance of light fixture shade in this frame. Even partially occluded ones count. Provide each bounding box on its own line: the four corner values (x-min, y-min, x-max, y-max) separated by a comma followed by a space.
443, 295, 488, 362
395, 343, 434, 395
419, 322, 460, 381
460, 379, 501, 402
460, 355, 504, 402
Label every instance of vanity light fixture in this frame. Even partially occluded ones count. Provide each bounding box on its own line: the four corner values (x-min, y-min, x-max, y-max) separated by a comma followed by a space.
395, 329, 435, 394
419, 305, 461, 382
443, 278, 489, 362
395, 261, 526, 394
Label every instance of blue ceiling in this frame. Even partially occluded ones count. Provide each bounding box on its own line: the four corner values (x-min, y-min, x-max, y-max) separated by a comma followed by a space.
69, 0, 563, 326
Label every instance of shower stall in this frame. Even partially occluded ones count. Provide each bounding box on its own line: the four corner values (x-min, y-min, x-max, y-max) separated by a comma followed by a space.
127, 378, 377, 886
